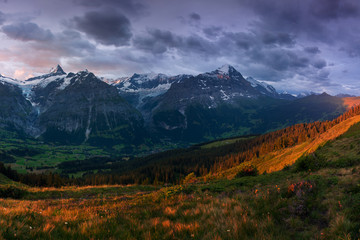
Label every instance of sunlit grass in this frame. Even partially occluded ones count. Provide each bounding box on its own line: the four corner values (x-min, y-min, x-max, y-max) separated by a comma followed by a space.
1, 161, 359, 239
2, 114, 360, 239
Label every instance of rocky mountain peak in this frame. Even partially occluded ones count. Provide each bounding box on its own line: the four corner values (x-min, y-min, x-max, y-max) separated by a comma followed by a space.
216, 64, 236, 74
49, 65, 66, 75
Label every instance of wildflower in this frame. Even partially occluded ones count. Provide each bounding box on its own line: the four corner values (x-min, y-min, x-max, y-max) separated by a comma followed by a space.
29, 226, 33, 230
65, 222, 68, 225
227, 229, 230, 232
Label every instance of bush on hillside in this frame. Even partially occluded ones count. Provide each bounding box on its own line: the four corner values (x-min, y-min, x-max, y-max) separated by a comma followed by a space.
235, 162, 259, 178
0, 186, 26, 199
294, 153, 326, 172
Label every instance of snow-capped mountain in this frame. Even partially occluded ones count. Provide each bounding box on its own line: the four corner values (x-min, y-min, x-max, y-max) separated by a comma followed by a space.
0, 66, 145, 145
245, 77, 278, 97
296, 91, 320, 98
0, 78, 35, 134
0, 74, 24, 85
139, 65, 287, 140
115, 73, 170, 91
37, 70, 145, 144
110, 73, 191, 107
0, 64, 349, 146
149, 64, 280, 110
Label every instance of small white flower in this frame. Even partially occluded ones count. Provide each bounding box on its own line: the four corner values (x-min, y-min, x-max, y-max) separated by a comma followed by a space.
65, 222, 68, 225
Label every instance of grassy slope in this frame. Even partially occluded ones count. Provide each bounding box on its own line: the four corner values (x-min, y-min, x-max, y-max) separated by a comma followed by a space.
1, 122, 360, 239
253, 115, 360, 174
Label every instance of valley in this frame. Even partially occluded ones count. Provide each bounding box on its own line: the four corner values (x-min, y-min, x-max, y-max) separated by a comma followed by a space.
1, 119, 359, 239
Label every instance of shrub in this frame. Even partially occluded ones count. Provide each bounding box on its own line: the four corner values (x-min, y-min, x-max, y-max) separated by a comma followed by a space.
329, 157, 359, 168
294, 153, 326, 172
0, 186, 27, 199
235, 162, 259, 178
182, 172, 197, 184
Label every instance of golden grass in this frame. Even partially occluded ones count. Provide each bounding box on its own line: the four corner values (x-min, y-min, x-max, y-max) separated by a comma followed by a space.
1, 164, 359, 239
252, 115, 360, 173
26, 184, 135, 192
0, 184, 283, 239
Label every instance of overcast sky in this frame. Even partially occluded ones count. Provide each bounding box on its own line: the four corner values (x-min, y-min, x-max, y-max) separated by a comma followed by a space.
0, 0, 360, 94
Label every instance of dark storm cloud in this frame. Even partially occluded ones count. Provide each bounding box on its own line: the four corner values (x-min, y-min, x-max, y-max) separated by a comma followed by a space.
310, 0, 360, 20
203, 26, 223, 38
74, 0, 146, 16
261, 32, 295, 47
55, 30, 96, 55
249, 49, 310, 71
2, 22, 53, 42
72, 10, 132, 46
223, 32, 255, 50
0, 11, 5, 25
312, 59, 327, 69
189, 13, 201, 21
238, 1, 323, 41
133, 28, 217, 56
133, 25, 314, 78
241, 0, 360, 42
340, 41, 360, 58
304, 47, 321, 54
133, 29, 181, 54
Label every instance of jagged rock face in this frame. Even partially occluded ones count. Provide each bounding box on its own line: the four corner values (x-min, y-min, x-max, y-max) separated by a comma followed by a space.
116, 73, 170, 91
0, 82, 34, 134
140, 65, 282, 140
114, 73, 191, 108
0, 64, 348, 146
0, 67, 146, 146
245, 77, 278, 98
38, 71, 145, 145
146, 65, 279, 112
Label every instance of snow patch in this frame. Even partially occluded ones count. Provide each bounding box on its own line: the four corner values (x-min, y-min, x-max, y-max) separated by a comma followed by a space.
0, 75, 24, 85
220, 90, 230, 100
246, 77, 277, 94
217, 64, 232, 74
57, 75, 73, 90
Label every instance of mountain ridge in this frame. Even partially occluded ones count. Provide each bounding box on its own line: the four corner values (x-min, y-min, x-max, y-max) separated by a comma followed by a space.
0, 64, 356, 149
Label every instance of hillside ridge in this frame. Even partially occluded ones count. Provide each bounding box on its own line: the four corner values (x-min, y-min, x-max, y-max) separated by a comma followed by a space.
252, 115, 360, 173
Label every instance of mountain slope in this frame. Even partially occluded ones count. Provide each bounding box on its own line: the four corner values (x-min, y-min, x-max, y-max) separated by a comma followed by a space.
115, 73, 190, 108
253, 92, 346, 133
141, 65, 286, 141
0, 66, 147, 147
139, 65, 348, 143
252, 114, 360, 173
39, 71, 146, 146
61, 104, 359, 185
0, 81, 35, 136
